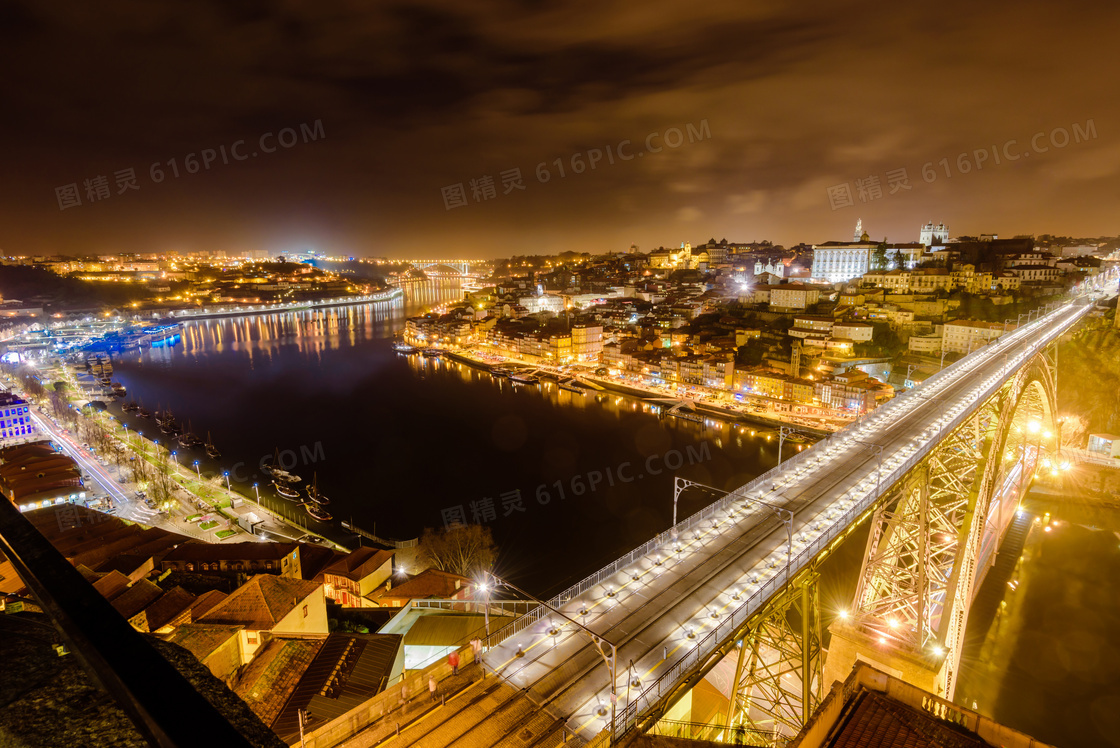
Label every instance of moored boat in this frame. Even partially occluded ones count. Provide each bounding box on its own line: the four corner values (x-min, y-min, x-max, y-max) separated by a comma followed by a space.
305, 473, 330, 506
204, 431, 221, 459
304, 502, 333, 522
274, 480, 302, 499
559, 379, 589, 394
391, 341, 417, 354
509, 372, 540, 385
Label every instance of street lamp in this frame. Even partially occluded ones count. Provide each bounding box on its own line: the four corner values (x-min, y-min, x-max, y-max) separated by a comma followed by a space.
486, 570, 619, 732
778, 426, 803, 466
224, 470, 231, 496
193, 460, 201, 479
478, 576, 492, 636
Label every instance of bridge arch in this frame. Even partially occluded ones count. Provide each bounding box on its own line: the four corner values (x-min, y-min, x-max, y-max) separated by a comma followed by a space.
834, 349, 1058, 700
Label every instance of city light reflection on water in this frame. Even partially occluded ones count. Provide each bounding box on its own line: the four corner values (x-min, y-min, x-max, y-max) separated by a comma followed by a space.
106, 281, 778, 592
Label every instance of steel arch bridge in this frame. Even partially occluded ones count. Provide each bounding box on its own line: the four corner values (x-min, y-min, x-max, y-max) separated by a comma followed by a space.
449, 293, 1113, 748
619, 344, 1062, 743
408, 260, 485, 276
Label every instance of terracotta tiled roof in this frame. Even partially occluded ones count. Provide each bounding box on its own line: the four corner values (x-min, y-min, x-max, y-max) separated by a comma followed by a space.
163, 540, 298, 562
827, 690, 989, 748
188, 589, 228, 620
321, 548, 393, 583
234, 638, 326, 727
199, 574, 320, 630
92, 569, 131, 601
168, 623, 243, 661
110, 579, 164, 620
366, 568, 470, 603
132, 586, 197, 632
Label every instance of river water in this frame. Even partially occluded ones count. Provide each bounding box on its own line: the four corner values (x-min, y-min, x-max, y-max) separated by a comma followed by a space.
105, 281, 783, 594
954, 494, 1120, 747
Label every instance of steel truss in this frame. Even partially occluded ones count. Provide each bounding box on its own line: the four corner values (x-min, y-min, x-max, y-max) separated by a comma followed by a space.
726, 570, 822, 740
848, 349, 1056, 697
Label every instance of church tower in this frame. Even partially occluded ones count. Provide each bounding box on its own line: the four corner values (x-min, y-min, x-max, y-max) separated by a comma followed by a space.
853, 219, 863, 243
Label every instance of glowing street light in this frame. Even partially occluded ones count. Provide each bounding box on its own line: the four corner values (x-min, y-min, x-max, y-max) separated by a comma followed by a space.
193, 460, 201, 478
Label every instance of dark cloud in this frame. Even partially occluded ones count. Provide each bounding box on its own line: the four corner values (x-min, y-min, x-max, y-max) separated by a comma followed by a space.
0, 0, 1117, 258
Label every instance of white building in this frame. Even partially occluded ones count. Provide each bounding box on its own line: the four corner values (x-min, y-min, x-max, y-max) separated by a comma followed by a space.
832, 321, 874, 342
0, 394, 37, 446
908, 334, 943, 354
769, 284, 821, 311
919, 222, 949, 247
754, 259, 786, 278
942, 320, 1007, 354
518, 294, 565, 314
811, 242, 878, 283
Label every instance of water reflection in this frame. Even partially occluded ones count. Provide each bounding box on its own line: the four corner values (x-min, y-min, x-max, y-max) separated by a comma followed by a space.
109, 280, 778, 591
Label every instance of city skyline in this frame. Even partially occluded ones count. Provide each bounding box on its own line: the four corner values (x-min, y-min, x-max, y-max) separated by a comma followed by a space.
0, 1, 1117, 259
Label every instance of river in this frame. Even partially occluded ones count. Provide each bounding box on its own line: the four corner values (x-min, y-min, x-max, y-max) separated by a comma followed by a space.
104, 281, 784, 595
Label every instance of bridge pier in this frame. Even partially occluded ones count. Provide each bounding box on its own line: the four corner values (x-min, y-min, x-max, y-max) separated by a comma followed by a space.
822, 621, 943, 696
726, 570, 822, 739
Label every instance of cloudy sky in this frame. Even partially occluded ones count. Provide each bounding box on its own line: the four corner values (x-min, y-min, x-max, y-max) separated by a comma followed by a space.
1, 0, 1117, 258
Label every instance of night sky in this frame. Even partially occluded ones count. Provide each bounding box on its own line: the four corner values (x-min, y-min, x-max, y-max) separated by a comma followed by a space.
2, 1, 1117, 259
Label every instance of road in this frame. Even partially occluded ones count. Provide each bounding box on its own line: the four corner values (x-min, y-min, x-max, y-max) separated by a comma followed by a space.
427, 294, 1105, 746
27, 408, 207, 536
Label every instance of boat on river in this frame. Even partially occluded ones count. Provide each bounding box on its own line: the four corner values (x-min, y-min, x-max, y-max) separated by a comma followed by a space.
559, 379, 590, 394
305, 473, 330, 506
274, 480, 302, 500
204, 431, 220, 459
304, 502, 333, 522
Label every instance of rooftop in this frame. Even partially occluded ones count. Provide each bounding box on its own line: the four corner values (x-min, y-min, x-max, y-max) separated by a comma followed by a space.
198, 574, 321, 630
321, 547, 394, 582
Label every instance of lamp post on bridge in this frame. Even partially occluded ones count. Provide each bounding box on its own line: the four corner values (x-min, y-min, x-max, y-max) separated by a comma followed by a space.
778, 426, 805, 467
479, 571, 619, 733
853, 440, 885, 497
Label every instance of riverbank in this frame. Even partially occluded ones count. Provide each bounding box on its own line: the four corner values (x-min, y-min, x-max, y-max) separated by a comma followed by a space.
163, 288, 404, 322
439, 347, 832, 437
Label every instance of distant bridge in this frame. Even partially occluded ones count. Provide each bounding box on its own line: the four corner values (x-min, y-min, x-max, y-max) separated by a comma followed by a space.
406, 260, 489, 276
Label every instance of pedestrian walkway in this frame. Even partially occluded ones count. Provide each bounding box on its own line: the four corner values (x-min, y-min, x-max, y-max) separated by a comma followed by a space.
340, 664, 487, 747
343, 659, 582, 748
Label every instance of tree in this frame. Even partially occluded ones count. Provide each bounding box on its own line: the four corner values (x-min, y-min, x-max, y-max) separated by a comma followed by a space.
418, 524, 497, 578
872, 243, 889, 271
150, 449, 177, 511
735, 341, 765, 367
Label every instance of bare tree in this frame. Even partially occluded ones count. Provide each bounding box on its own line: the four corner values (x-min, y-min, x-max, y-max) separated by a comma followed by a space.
150, 449, 177, 511
418, 524, 497, 578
